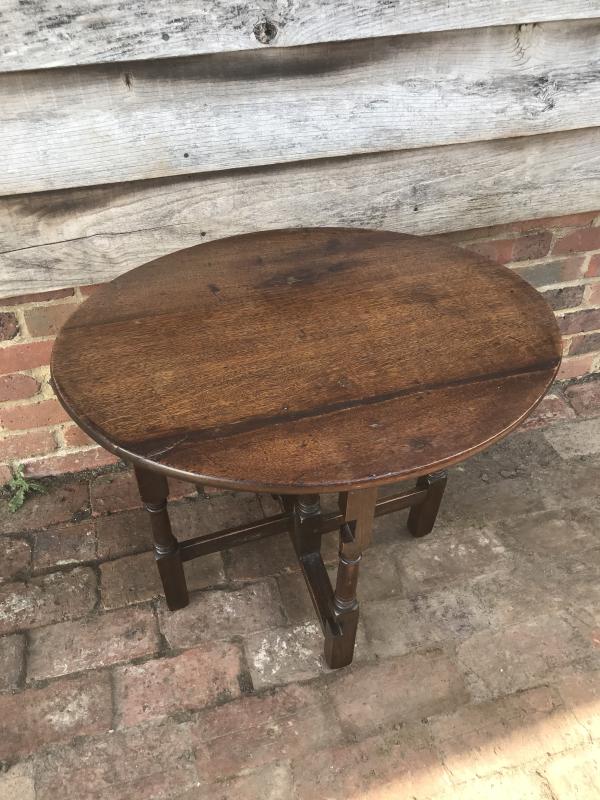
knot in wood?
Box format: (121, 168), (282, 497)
(253, 19), (278, 44)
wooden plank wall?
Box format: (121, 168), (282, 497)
(3, 1), (599, 71)
(1, 1), (600, 297)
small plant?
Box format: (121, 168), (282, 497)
(5, 465), (46, 512)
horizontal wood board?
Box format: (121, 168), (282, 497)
(2, 20), (600, 196)
(1, 0), (599, 73)
(2, 127), (599, 298)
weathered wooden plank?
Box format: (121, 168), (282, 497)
(2, 127), (599, 298)
(2, 0), (599, 73)
(2, 20), (600, 196)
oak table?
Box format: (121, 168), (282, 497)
(51, 228), (561, 668)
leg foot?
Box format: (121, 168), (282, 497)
(407, 470), (447, 538)
(134, 466), (189, 611)
(324, 606), (359, 669)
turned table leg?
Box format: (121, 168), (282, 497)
(407, 470), (447, 538)
(325, 487), (377, 669)
(134, 465), (189, 611)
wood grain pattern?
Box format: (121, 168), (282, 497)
(2, 0), (599, 73)
(2, 20), (600, 196)
(2, 127), (599, 299)
(51, 228), (561, 493)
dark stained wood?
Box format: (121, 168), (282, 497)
(291, 494), (323, 557)
(51, 227), (561, 494)
(134, 465), (188, 611)
(407, 470), (448, 538)
(301, 552), (339, 634)
(132, 466), (450, 667)
(325, 488), (377, 668)
(179, 512), (291, 560)
(288, 492), (345, 651)
(339, 487), (378, 550)
(178, 484), (432, 561)
(65, 220), (560, 668)
(371, 487), (428, 518)
(286, 487), (371, 668)
(332, 544), (361, 611)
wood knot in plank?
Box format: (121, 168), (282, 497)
(253, 19), (278, 44)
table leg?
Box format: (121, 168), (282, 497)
(134, 465), (189, 610)
(407, 470), (448, 538)
(325, 487), (377, 669)
(293, 494), (322, 555)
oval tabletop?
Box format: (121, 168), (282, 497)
(51, 228), (561, 493)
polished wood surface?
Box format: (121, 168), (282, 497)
(51, 227), (561, 493)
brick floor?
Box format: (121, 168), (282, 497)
(1, 385), (600, 798)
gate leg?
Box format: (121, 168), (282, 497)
(324, 487), (377, 669)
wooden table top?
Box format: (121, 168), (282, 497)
(51, 228), (561, 494)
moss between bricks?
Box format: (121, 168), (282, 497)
(0, 460), (126, 511)
(3, 465), (45, 512)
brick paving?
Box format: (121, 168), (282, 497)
(1, 380), (600, 798)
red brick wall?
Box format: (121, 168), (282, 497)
(437, 210), (600, 378)
(0, 286), (119, 484)
(1, 210), (599, 482)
